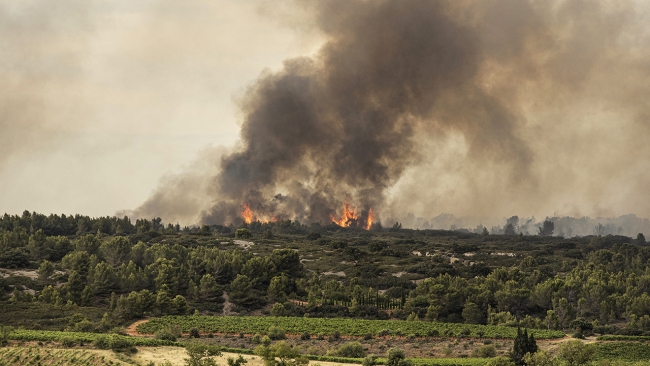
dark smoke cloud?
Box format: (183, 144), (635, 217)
(201, 0), (533, 225)
(133, 0), (650, 226)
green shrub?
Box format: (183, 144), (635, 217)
(94, 335), (110, 349)
(61, 337), (76, 347)
(109, 334), (130, 351)
(268, 326), (286, 340)
(331, 331), (341, 341)
(472, 345), (496, 358)
(189, 327), (200, 338)
(379, 329), (391, 337)
(301, 332), (311, 340)
(330, 342), (367, 358)
(363, 355), (378, 366)
(155, 328), (177, 342)
(459, 328), (471, 337)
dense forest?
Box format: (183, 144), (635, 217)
(1, 210), (650, 337)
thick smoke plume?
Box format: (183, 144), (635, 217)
(133, 0), (650, 226)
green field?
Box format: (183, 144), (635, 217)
(7, 329), (177, 347)
(0, 346), (116, 366)
(594, 342), (650, 361)
(137, 315), (564, 339)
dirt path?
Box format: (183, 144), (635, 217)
(125, 318), (150, 336)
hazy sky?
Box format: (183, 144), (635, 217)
(3, 0), (650, 226)
(0, 0), (320, 217)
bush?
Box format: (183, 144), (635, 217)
(444, 329), (455, 337)
(189, 327), (200, 338)
(0, 326), (13, 346)
(252, 334), (261, 344)
(235, 228), (252, 239)
(330, 331), (341, 341)
(363, 355), (378, 366)
(94, 335), (110, 350)
(379, 329), (391, 337)
(61, 337), (76, 347)
(262, 335), (271, 346)
(109, 335), (130, 351)
(72, 320), (95, 333)
(427, 330), (439, 337)
(386, 348), (411, 366)
(472, 345), (497, 358)
(268, 326), (286, 340)
(330, 342), (366, 358)
(155, 328), (177, 342)
(364, 333), (373, 340)
(301, 332), (311, 340)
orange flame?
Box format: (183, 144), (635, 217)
(365, 208), (374, 230)
(330, 202), (358, 227)
(242, 203), (253, 224)
(242, 203), (277, 224)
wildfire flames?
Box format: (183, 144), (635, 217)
(330, 203), (374, 230)
(242, 202), (372, 229)
(366, 208), (374, 230)
(241, 203), (277, 224)
(330, 202), (358, 227)
(242, 203), (253, 224)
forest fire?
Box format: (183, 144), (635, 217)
(366, 208), (374, 230)
(330, 203), (374, 230)
(242, 203), (253, 224)
(241, 203), (277, 224)
(330, 202), (358, 227)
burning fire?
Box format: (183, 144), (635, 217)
(330, 202), (358, 227)
(242, 203), (253, 224)
(330, 203), (374, 230)
(241, 203), (277, 224)
(365, 208), (374, 230)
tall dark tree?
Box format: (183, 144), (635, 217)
(512, 328), (537, 366)
(538, 220), (554, 237)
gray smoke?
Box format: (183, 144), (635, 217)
(132, 0), (650, 226)
(201, 0), (535, 225)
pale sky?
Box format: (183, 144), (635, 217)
(3, 0), (650, 226)
(0, 0), (320, 217)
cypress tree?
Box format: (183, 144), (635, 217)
(512, 328), (537, 366)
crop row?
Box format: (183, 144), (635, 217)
(137, 316), (565, 339)
(594, 342), (650, 361)
(597, 335), (650, 342)
(215, 346), (489, 366)
(0, 346), (113, 366)
(8, 329), (177, 347)
(409, 358), (489, 366)
(305, 355), (489, 366)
